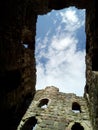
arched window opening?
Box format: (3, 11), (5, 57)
(38, 98), (49, 109)
(71, 122), (84, 130)
(21, 117), (37, 130)
(72, 102), (81, 113)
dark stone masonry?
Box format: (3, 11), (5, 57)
(0, 0), (98, 130)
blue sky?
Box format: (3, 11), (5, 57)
(35, 7), (86, 96)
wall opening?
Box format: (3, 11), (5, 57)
(72, 102), (81, 113)
(23, 43), (29, 48)
(21, 28), (35, 49)
(38, 98), (49, 108)
(21, 117), (37, 130)
(36, 6), (86, 96)
(71, 122), (84, 130)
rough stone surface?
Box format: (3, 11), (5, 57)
(17, 86), (92, 130)
(84, 1), (98, 130)
(0, 0), (97, 130)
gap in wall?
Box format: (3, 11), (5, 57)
(35, 6), (86, 96)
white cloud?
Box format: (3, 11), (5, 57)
(60, 9), (78, 23)
(60, 7), (85, 32)
(35, 7), (86, 96)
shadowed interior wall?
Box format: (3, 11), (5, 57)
(0, 0), (97, 130)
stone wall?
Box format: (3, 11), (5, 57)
(17, 86), (92, 130)
(0, 1), (37, 129)
(84, 0), (98, 129)
(0, 0), (97, 129)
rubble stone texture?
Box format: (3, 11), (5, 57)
(17, 86), (92, 130)
(0, 0), (97, 130)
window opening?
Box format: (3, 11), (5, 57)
(38, 98), (49, 109)
(72, 102), (81, 113)
(71, 122), (84, 130)
(23, 43), (28, 48)
(21, 117), (37, 130)
(21, 28), (34, 49)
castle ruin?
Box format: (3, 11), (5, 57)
(0, 0), (98, 130)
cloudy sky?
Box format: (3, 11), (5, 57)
(35, 7), (86, 96)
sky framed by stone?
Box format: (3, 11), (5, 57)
(35, 6), (86, 96)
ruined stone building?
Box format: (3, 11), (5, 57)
(0, 0), (98, 130)
(17, 86), (92, 130)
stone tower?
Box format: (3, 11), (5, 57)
(17, 86), (92, 130)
